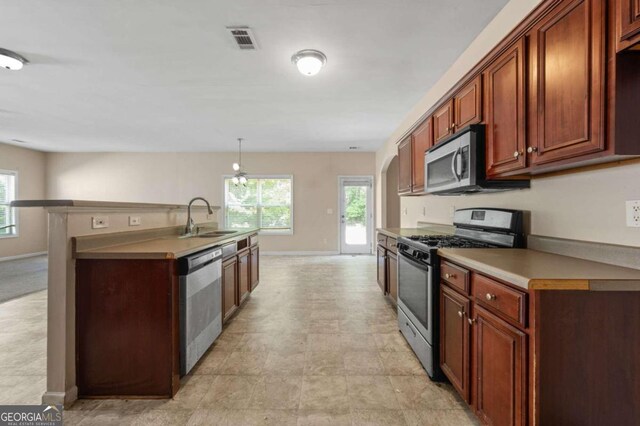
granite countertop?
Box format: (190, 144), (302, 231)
(438, 248), (640, 291)
(74, 228), (258, 260)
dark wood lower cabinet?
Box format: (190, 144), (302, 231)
(377, 245), (387, 294)
(237, 249), (250, 304)
(250, 245), (259, 291)
(386, 251), (398, 303)
(473, 306), (527, 426)
(440, 285), (471, 402)
(76, 259), (180, 398)
(222, 256), (238, 321)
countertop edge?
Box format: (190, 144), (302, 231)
(11, 199), (221, 211)
(437, 249), (532, 290)
(74, 229), (258, 260)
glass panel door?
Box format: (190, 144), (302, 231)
(339, 177), (373, 254)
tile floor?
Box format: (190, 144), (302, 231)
(0, 290), (47, 404)
(3, 255), (478, 425)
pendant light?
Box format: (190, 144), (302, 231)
(232, 138), (248, 186)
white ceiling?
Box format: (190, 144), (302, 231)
(0, 0), (508, 152)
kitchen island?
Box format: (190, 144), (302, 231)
(10, 199), (258, 405)
(74, 227), (259, 399)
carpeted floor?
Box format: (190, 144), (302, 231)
(0, 255), (48, 303)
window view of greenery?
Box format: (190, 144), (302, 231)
(0, 173), (16, 236)
(344, 185), (368, 245)
(225, 177), (292, 231)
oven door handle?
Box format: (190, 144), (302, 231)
(451, 148), (461, 182)
(399, 251), (430, 270)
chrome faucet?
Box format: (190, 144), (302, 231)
(184, 197), (214, 236)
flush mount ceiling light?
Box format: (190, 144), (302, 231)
(291, 49), (327, 76)
(0, 48), (28, 71)
(232, 138), (248, 186)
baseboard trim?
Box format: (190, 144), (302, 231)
(261, 251), (341, 256)
(0, 251), (47, 262)
(42, 386), (78, 408)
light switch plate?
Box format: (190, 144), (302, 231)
(91, 216), (109, 229)
(129, 216), (141, 226)
(626, 200), (640, 227)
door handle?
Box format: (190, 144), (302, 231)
(451, 148), (461, 181)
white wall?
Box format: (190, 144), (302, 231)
(0, 143), (47, 259)
(375, 0), (640, 247)
(46, 151), (376, 252)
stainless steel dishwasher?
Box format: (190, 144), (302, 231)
(178, 247), (222, 375)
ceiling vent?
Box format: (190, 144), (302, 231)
(227, 26), (258, 50)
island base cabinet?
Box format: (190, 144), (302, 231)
(222, 256), (238, 322)
(237, 249), (250, 304)
(76, 259), (180, 398)
(473, 306), (527, 426)
(250, 245), (259, 291)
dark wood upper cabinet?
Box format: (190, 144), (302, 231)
(433, 99), (454, 144)
(411, 117), (432, 193)
(485, 38), (527, 176)
(473, 306), (527, 426)
(440, 285), (471, 402)
(528, 0), (605, 166)
(454, 76), (483, 130)
(617, 0), (640, 50)
(397, 136), (413, 194)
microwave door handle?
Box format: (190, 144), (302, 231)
(451, 148), (461, 181)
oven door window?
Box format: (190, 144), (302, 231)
(398, 253), (432, 342)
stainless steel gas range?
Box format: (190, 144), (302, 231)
(396, 208), (525, 380)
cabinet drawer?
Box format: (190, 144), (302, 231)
(377, 233), (388, 247)
(472, 274), (527, 326)
(441, 261), (469, 294)
(387, 237), (398, 254)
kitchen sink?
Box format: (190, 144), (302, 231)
(177, 230), (238, 239)
(194, 230), (238, 238)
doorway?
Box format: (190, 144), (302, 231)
(339, 176), (373, 254)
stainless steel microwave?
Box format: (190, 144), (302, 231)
(424, 124), (529, 195)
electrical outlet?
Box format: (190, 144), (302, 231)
(129, 216), (141, 226)
(91, 216), (109, 229)
(449, 205), (456, 218)
(626, 200), (640, 227)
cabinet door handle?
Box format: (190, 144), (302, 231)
(457, 310), (464, 318)
(485, 293), (497, 301)
(513, 151), (524, 158)
(468, 318), (476, 325)
(444, 273), (456, 279)
(527, 146), (538, 153)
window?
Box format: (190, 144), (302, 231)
(0, 170), (17, 237)
(224, 176), (293, 234)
